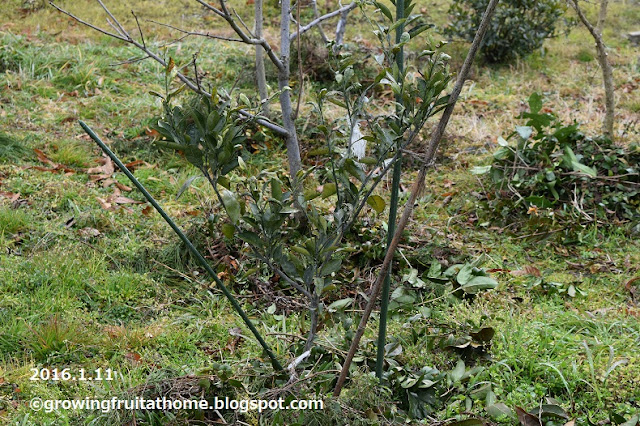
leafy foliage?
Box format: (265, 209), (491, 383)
(151, 3), (453, 351)
(474, 93), (640, 236)
(445, 0), (570, 63)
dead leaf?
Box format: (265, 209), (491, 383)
(34, 148), (55, 166)
(96, 197), (112, 210)
(625, 277), (640, 303)
(145, 128), (160, 139)
(113, 196), (142, 205)
(515, 406), (540, 426)
(141, 205), (153, 216)
(86, 155), (115, 177)
(125, 352), (142, 364)
(124, 160), (145, 170)
(79, 227), (101, 238)
(0, 191), (20, 203)
(511, 265), (541, 277)
(114, 182), (132, 191)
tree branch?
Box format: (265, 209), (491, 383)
(49, 2), (128, 41)
(49, 1), (289, 137)
(148, 20), (245, 42)
(332, 0), (501, 397)
(290, 2), (357, 40)
(193, 0), (285, 71)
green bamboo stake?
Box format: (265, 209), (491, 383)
(79, 120), (284, 373)
(375, 0), (405, 381)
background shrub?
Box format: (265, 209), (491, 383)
(446, 0), (569, 63)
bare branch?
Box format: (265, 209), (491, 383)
(231, 6), (256, 39)
(290, 2), (357, 40)
(294, 0), (303, 119)
(148, 20), (244, 43)
(192, 0), (225, 18)
(96, 0), (130, 39)
(254, 0), (270, 114)
(193, 0), (284, 71)
(131, 10), (146, 49)
(49, 2), (128, 41)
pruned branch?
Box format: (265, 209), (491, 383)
(332, 0), (501, 397)
(290, 2), (357, 40)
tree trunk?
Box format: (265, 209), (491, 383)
(570, 0), (615, 138)
(279, 0), (302, 178)
(596, 0), (608, 34)
(254, 0), (269, 115)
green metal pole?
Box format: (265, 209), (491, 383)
(375, 0), (405, 381)
(79, 121), (284, 373)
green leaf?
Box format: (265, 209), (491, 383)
(238, 231), (262, 247)
(516, 125), (532, 140)
(470, 165), (491, 175)
(367, 195), (386, 213)
(320, 258), (342, 276)
(221, 223), (235, 239)
(221, 190), (240, 224)
(374, 1), (393, 21)
(456, 263), (474, 285)
(327, 298), (353, 312)
(321, 183), (337, 198)
(176, 176), (200, 200)
(529, 92), (543, 114)
(460, 276), (498, 294)
(564, 146), (597, 177)
(486, 403), (514, 420)
(450, 360), (465, 382)
(270, 178), (283, 202)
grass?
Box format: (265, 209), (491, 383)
(0, 0), (638, 424)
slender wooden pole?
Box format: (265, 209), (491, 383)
(375, 0), (405, 381)
(79, 121), (284, 373)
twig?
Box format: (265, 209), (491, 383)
(148, 20), (244, 42)
(131, 10), (146, 49)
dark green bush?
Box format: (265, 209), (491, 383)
(473, 93), (640, 235)
(445, 0), (569, 63)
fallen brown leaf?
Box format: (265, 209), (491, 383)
(113, 196), (142, 205)
(114, 182), (132, 191)
(79, 227), (101, 238)
(86, 155), (115, 177)
(511, 265), (541, 277)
